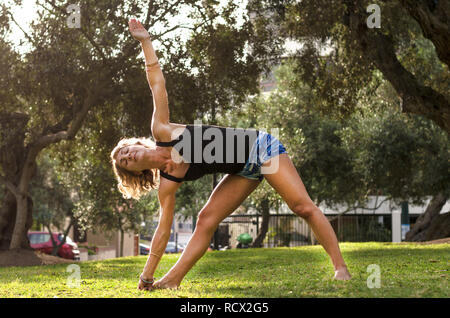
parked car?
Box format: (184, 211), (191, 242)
(178, 243), (187, 250)
(165, 242), (184, 254)
(140, 243), (150, 255)
(28, 231), (80, 260)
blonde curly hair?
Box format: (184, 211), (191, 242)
(110, 137), (160, 200)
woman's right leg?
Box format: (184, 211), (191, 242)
(154, 174), (261, 289)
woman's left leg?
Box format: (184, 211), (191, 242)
(262, 153), (351, 280)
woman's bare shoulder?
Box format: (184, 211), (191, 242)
(152, 123), (187, 142)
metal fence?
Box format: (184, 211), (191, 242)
(218, 213), (392, 248)
(330, 214), (392, 242)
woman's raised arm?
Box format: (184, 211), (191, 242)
(128, 19), (169, 139)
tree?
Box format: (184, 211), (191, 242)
(276, 0), (449, 133)
(218, 60), (361, 246)
(0, 0), (128, 249)
(225, 59), (449, 243)
(31, 153), (75, 256)
(263, 0), (450, 239)
(0, 0), (280, 251)
(338, 72), (449, 241)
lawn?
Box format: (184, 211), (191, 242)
(0, 242), (448, 298)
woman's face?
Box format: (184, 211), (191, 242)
(116, 144), (150, 173)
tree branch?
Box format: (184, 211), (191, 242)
(35, 91), (93, 151)
(152, 24), (196, 41)
(41, 112), (73, 136)
(7, 12), (37, 46)
(144, 0), (156, 27)
(399, 0), (450, 67)
(58, 219), (74, 249)
(148, 0), (185, 28)
(18, 87), (94, 194)
(0, 174), (19, 197)
(42, 0), (108, 62)
(348, 7), (450, 133)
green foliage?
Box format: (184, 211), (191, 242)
(31, 153), (75, 231)
(340, 218), (391, 242)
(279, 0), (449, 123)
(339, 79), (450, 204)
(175, 175), (213, 219)
(220, 57), (448, 217)
(52, 140), (157, 239)
(222, 59), (364, 209)
(78, 243), (98, 256)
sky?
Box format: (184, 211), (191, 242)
(8, 1), (241, 50)
(9, 1), (36, 44)
(7, 0), (301, 55)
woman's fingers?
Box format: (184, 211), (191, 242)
(128, 18), (143, 30)
(128, 19), (142, 29)
(129, 19), (136, 29)
(138, 279), (155, 291)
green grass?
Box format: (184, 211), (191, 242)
(0, 242), (448, 298)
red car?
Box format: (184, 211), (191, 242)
(28, 231), (80, 260)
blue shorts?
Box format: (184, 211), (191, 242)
(235, 131), (287, 181)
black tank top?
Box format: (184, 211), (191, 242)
(157, 124), (259, 182)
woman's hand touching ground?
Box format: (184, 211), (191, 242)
(137, 274), (154, 291)
(128, 19), (151, 42)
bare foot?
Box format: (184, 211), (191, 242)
(153, 276), (180, 290)
(334, 266), (351, 280)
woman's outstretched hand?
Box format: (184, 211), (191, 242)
(128, 18), (151, 42)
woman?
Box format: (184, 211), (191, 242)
(111, 19), (351, 291)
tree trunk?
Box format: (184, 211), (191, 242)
(405, 192), (448, 241)
(252, 199), (270, 248)
(49, 220), (73, 256)
(0, 190), (17, 250)
(0, 112), (31, 250)
(119, 228), (124, 257)
(10, 194), (29, 249)
(0, 192), (34, 250)
(47, 225), (59, 256)
(1, 86), (95, 251)
(424, 212), (450, 241)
